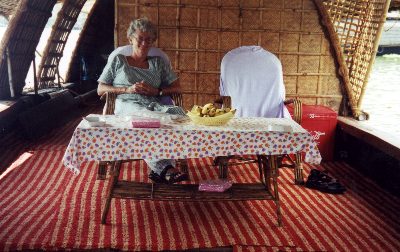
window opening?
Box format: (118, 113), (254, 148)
(23, 3), (63, 93)
(361, 10), (400, 138)
(0, 14), (9, 41)
(58, 0), (96, 82)
(23, 0), (96, 93)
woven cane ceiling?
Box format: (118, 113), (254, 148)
(0, 0), (21, 17)
(390, 0), (400, 9)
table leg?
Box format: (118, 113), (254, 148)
(294, 153), (305, 185)
(218, 156), (229, 179)
(101, 161), (122, 224)
(267, 155), (282, 227)
(97, 161), (107, 180)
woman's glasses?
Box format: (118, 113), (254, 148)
(132, 35), (154, 45)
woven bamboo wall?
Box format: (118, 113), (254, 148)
(115, 0), (343, 111)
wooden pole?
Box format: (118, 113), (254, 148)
(6, 48), (15, 98)
(33, 52), (38, 95)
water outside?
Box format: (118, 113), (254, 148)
(361, 55), (400, 139)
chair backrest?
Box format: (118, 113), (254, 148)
(220, 46), (290, 118)
(108, 45), (171, 68)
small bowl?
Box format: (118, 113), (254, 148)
(84, 116), (106, 127)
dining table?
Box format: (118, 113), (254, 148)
(63, 114), (321, 226)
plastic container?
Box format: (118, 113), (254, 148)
(287, 104), (338, 161)
(198, 179), (233, 192)
(131, 118), (161, 128)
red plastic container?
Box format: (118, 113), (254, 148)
(287, 104), (338, 161)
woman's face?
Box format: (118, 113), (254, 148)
(130, 30), (154, 56)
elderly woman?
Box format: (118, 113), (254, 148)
(97, 18), (187, 184)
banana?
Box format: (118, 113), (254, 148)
(191, 105), (203, 115)
(208, 108), (216, 117)
(201, 103), (214, 115)
(188, 103), (235, 119)
(215, 108), (224, 116)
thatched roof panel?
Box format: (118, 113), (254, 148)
(0, 0), (21, 17)
(390, 0), (400, 10)
(0, 0), (56, 99)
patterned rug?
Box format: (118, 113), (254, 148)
(1, 104), (400, 251)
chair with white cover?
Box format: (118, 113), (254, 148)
(216, 46), (304, 184)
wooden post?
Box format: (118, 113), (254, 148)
(6, 48), (15, 98)
(32, 52), (38, 95)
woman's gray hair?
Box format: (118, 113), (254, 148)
(127, 18), (158, 41)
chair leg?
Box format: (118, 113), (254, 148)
(178, 159), (189, 179)
(294, 153), (304, 185)
(267, 155), (282, 227)
(97, 161), (108, 180)
(213, 156), (220, 166)
(257, 155), (265, 185)
(101, 161), (122, 224)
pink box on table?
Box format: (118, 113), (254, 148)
(131, 118), (161, 128)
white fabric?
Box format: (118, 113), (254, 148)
(108, 45), (171, 68)
(220, 46), (291, 118)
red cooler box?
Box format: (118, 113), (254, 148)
(287, 104), (337, 161)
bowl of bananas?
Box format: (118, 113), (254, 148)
(187, 103), (236, 126)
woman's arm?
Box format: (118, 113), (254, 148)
(97, 82), (127, 96)
(159, 79), (181, 96)
(123, 79), (182, 97)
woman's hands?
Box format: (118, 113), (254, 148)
(125, 81), (159, 96)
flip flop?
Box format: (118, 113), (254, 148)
(306, 169), (346, 194)
(148, 170), (167, 183)
(162, 165), (189, 184)
(149, 165), (189, 184)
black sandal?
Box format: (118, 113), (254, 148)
(305, 169), (346, 194)
(148, 171), (167, 183)
(161, 165), (189, 184)
(148, 165), (189, 184)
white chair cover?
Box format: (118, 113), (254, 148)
(220, 46), (291, 118)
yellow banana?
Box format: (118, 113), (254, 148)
(201, 103), (214, 115)
(208, 108), (216, 117)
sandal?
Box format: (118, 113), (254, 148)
(148, 165), (189, 184)
(161, 165), (189, 184)
(148, 171), (167, 183)
(306, 169), (346, 194)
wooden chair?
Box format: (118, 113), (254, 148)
(216, 46), (305, 184)
(97, 92), (188, 180)
(214, 96), (304, 184)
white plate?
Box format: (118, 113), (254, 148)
(83, 116), (106, 127)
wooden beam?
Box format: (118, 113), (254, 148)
(337, 116), (400, 160)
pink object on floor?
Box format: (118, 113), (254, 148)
(198, 179), (233, 192)
(131, 118), (161, 128)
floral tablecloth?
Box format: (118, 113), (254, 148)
(63, 115), (322, 174)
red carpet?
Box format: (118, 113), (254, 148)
(1, 104), (400, 251)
